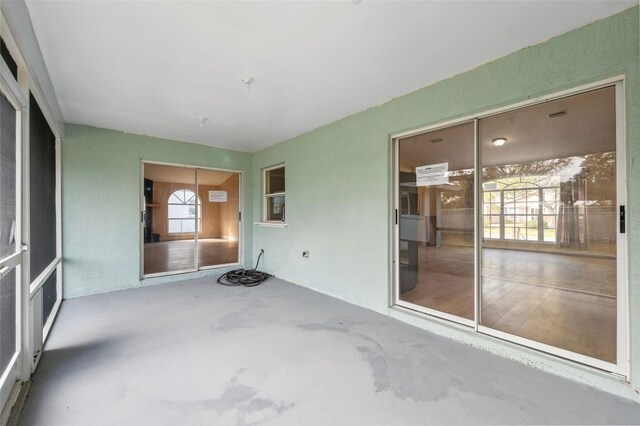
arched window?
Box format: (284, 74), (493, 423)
(168, 189), (201, 234)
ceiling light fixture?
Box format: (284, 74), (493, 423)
(241, 77), (255, 92)
(492, 137), (507, 147)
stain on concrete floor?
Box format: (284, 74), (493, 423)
(18, 277), (640, 425)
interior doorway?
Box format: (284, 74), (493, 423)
(393, 81), (626, 373)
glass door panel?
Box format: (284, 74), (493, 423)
(480, 86), (618, 363)
(197, 169), (240, 268)
(143, 164), (197, 275)
(398, 121), (475, 321)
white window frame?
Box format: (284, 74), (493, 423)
(263, 164), (286, 223)
(167, 189), (201, 235)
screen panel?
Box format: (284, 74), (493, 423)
(42, 270), (57, 327)
(0, 92), (18, 378)
(0, 39), (18, 80)
(29, 93), (57, 282)
(0, 93), (16, 259)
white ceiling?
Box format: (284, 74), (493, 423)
(26, 0), (635, 153)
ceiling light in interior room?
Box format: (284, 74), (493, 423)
(430, 138), (443, 143)
(241, 77), (255, 92)
(492, 137), (507, 147)
(547, 110), (567, 118)
(198, 116), (208, 128)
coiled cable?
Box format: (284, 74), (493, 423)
(217, 249), (271, 287)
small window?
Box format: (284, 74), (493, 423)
(264, 165), (285, 222)
(168, 189), (201, 233)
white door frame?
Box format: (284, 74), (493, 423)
(0, 6), (65, 421)
(26, 87), (64, 371)
(0, 57), (26, 416)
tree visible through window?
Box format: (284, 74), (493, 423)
(168, 189), (201, 234)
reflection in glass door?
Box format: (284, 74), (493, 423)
(143, 164), (197, 275)
(197, 169), (240, 268)
(0, 91), (21, 408)
(479, 86), (620, 365)
(394, 83), (625, 371)
(397, 122), (475, 322)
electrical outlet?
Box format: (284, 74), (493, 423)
(302, 250), (309, 258)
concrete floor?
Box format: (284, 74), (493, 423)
(19, 278), (640, 425)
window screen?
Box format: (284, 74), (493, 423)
(29, 93), (56, 282)
(0, 268), (16, 374)
(42, 270), (57, 327)
(0, 93), (16, 259)
(0, 92), (17, 375)
(0, 39), (17, 80)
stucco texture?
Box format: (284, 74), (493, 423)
(251, 6), (640, 394)
(62, 125), (253, 298)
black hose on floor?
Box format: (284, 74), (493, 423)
(217, 249), (272, 287)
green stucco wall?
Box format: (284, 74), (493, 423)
(62, 125), (253, 298)
(251, 7), (640, 395)
(61, 6), (639, 400)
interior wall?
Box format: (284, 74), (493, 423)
(147, 182), (222, 242)
(199, 184), (222, 239)
(147, 178), (239, 241)
(251, 6), (639, 393)
(218, 174), (240, 240)
(62, 124), (253, 298)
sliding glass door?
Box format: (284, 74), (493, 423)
(141, 163), (241, 277)
(142, 164), (197, 275)
(479, 85), (621, 366)
(396, 122), (475, 323)
(393, 82), (626, 373)
(197, 169), (240, 269)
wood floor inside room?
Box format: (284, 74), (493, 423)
(400, 246), (616, 363)
(144, 239), (239, 275)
